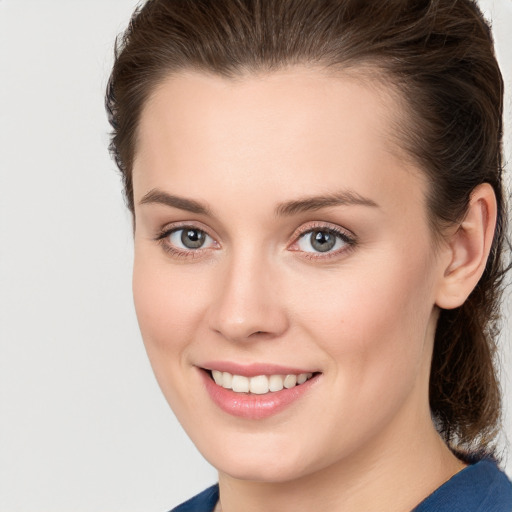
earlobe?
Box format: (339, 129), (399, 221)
(435, 183), (497, 310)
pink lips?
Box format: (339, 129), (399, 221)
(199, 362), (320, 420)
(201, 361), (315, 377)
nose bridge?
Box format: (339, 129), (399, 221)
(208, 244), (288, 342)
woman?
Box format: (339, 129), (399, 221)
(106, 0), (512, 510)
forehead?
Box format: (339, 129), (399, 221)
(133, 67), (426, 213)
(137, 67), (399, 161)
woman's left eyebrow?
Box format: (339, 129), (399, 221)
(138, 188), (378, 217)
(275, 191), (379, 217)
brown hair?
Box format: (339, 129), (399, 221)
(106, 0), (508, 456)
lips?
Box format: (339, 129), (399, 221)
(198, 362), (321, 419)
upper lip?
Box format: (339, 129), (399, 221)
(199, 361), (319, 377)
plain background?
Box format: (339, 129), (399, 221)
(0, 1), (510, 511)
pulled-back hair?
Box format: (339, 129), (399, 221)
(106, 0), (508, 456)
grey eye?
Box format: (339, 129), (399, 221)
(297, 229), (348, 253)
(181, 229), (206, 249)
(310, 230), (336, 252)
(168, 228), (213, 250)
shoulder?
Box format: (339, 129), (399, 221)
(166, 461), (512, 512)
(414, 458), (512, 512)
(169, 484), (219, 512)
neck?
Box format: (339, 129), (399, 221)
(217, 411), (465, 512)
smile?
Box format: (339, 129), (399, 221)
(211, 370), (314, 395)
(200, 366), (321, 419)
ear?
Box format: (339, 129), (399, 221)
(435, 183), (497, 310)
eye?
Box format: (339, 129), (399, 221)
(155, 225), (218, 258)
(295, 227), (354, 255)
(169, 227), (212, 249)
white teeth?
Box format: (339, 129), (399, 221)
(297, 373), (308, 385)
(249, 375), (269, 394)
(211, 370), (315, 394)
(212, 370), (223, 385)
(231, 375), (249, 393)
(284, 374), (297, 388)
(269, 374), (284, 392)
(222, 372), (233, 389)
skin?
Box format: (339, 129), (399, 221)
(131, 68), (496, 512)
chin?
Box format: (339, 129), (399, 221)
(196, 432), (317, 483)
(216, 458), (309, 483)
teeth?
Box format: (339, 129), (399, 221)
(297, 373), (308, 385)
(249, 375), (269, 394)
(222, 372), (233, 389)
(231, 375), (249, 393)
(283, 374), (297, 388)
(269, 374), (284, 392)
(210, 370), (315, 394)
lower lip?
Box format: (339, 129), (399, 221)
(200, 370), (320, 420)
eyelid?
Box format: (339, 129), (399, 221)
(288, 221), (357, 258)
(289, 221), (356, 241)
(153, 220), (356, 260)
(154, 221), (220, 259)
(154, 220), (218, 241)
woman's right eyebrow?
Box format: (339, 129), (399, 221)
(139, 188), (211, 215)
(139, 188), (379, 217)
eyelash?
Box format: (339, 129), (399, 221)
(154, 223), (217, 260)
(289, 222), (357, 261)
(154, 222), (357, 261)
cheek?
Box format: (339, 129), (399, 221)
(131, 248), (212, 394)
(293, 248), (437, 393)
(132, 251), (215, 422)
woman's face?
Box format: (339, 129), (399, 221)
(132, 68), (448, 482)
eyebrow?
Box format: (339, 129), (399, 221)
(139, 188), (378, 217)
(275, 190), (379, 216)
(139, 189), (211, 215)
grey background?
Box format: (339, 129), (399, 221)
(0, 1), (510, 510)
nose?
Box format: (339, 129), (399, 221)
(207, 249), (289, 342)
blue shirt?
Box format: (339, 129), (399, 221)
(170, 459), (512, 511)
